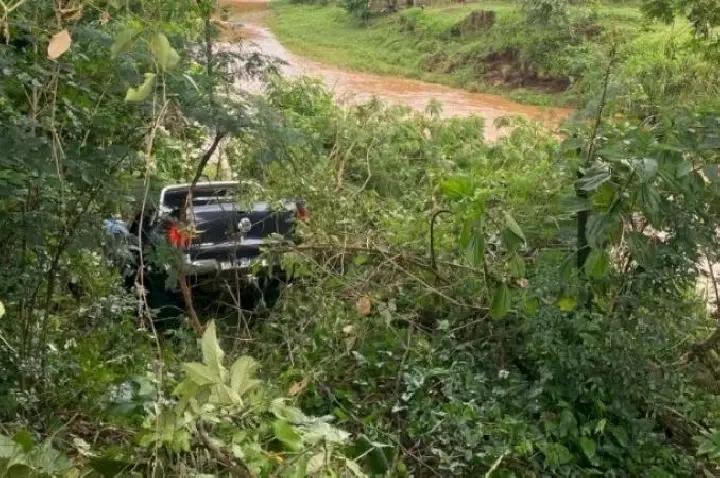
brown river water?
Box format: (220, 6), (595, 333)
(218, 0), (573, 141)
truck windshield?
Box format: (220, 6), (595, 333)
(162, 186), (236, 211)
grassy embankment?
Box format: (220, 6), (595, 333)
(266, 1), (710, 106)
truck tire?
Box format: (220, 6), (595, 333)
(146, 273), (183, 330)
(258, 277), (282, 310)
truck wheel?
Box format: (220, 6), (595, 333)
(146, 273), (183, 330)
(258, 277), (282, 310)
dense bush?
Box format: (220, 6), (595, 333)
(225, 75), (720, 475)
(0, 0), (719, 476)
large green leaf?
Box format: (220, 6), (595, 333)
(270, 398), (308, 423)
(558, 296), (577, 312)
(561, 197), (593, 213)
(638, 184), (661, 222)
(125, 73), (156, 102)
(465, 225), (485, 266)
(6, 464), (32, 477)
(201, 321), (225, 377)
(632, 157), (658, 182)
(301, 421), (350, 445)
(352, 435), (390, 475)
(12, 431), (34, 454)
(0, 434), (19, 459)
(676, 160), (693, 178)
(541, 442), (572, 466)
(230, 356), (261, 397)
(522, 295), (540, 315)
(210, 383), (237, 405)
(586, 213), (609, 250)
(344, 458), (368, 477)
(579, 436), (597, 459)
(508, 253), (526, 278)
(586, 248), (610, 279)
(306, 451), (327, 474)
(32, 441), (73, 475)
(149, 32), (180, 71)
(490, 283), (510, 319)
(111, 27), (141, 58)
(440, 177), (473, 200)
(576, 171), (611, 192)
(503, 212), (526, 244)
(273, 420), (302, 451)
(182, 363), (218, 386)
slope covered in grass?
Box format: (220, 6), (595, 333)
(267, 0), (715, 106)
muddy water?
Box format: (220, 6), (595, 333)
(219, 0), (573, 140)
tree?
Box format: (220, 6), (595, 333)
(522, 0), (570, 24)
(642, 0), (720, 37)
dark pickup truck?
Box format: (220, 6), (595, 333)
(107, 181), (307, 323)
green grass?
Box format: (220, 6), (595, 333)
(266, 1), (654, 106)
(267, 4), (433, 78)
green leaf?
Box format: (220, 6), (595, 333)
(353, 252), (369, 266)
(353, 435), (390, 474)
(503, 212), (526, 243)
(558, 296), (577, 312)
(307, 451), (327, 474)
(302, 421), (350, 445)
(576, 171), (611, 192)
(632, 157), (658, 182)
(491, 283), (510, 319)
(638, 184), (661, 222)
(0, 434), (19, 458)
(542, 442), (572, 466)
(149, 32), (180, 71)
(676, 160), (693, 178)
(595, 419), (607, 434)
(561, 197), (593, 214)
(211, 383), (237, 405)
(6, 464), (32, 477)
(111, 27), (141, 58)
(270, 398), (308, 423)
(466, 229), (485, 266)
(586, 249), (610, 279)
(440, 177), (473, 200)
(125, 73), (156, 102)
(579, 436), (597, 459)
(182, 363), (218, 386)
(230, 356), (260, 397)
(522, 295), (540, 315)
(12, 431), (34, 453)
(88, 457), (135, 476)
(586, 214), (608, 250)
(610, 426), (629, 447)
(273, 420), (302, 451)
(201, 320), (225, 376)
(508, 254), (526, 278)
(344, 457), (368, 477)
(32, 441), (72, 474)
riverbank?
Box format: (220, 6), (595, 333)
(266, 1), (701, 107)
(219, 0), (572, 140)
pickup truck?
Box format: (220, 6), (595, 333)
(107, 181), (307, 325)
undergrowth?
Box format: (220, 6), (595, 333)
(0, 0), (719, 475)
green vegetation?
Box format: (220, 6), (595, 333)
(1, 0), (720, 476)
(268, 0), (718, 105)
